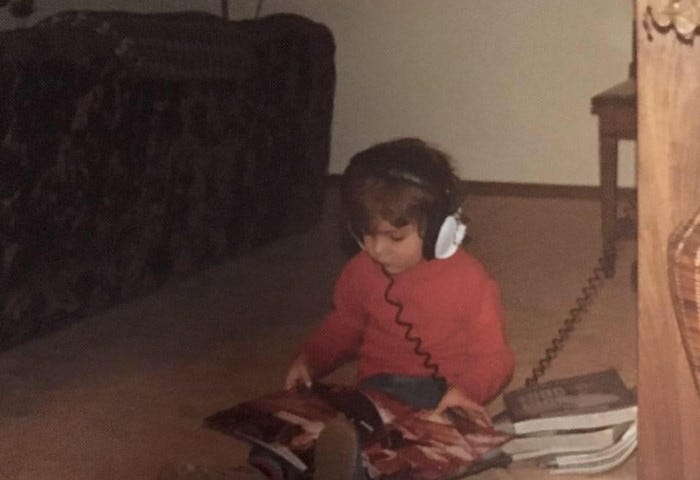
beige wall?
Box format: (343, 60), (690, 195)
(1, 0), (635, 186)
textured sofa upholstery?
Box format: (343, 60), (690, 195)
(0, 11), (335, 349)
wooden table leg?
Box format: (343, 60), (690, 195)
(599, 134), (618, 278)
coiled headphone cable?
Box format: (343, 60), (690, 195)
(524, 200), (636, 387)
(524, 256), (607, 387)
(382, 269), (444, 382)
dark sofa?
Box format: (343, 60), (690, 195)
(0, 11), (335, 349)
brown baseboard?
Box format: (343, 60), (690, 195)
(462, 180), (637, 200)
(326, 174), (636, 201)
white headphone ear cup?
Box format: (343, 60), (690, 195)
(434, 215), (467, 259)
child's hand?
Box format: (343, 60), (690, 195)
(284, 354), (313, 390)
(432, 385), (493, 429)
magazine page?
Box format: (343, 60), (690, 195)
(205, 383), (513, 480)
(500, 424), (623, 461)
(360, 390), (512, 480)
(546, 421), (637, 469)
(205, 387), (338, 472)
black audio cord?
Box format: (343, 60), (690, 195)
(524, 256), (606, 387)
(382, 269), (444, 382)
(524, 200), (636, 387)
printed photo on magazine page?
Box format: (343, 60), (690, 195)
(205, 383), (513, 480)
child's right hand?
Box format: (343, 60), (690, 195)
(284, 354), (313, 390)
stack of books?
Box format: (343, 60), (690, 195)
(494, 369), (637, 474)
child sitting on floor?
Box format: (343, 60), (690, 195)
(285, 137), (515, 479)
(162, 138), (514, 480)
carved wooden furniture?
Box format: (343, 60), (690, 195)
(668, 207), (700, 399)
(638, 1), (700, 478)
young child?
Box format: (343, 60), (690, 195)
(165, 138), (513, 480)
(285, 137), (515, 476)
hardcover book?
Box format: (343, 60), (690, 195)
(498, 369), (637, 435)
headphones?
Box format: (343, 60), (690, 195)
(341, 139), (468, 260)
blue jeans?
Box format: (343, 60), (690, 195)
(359, 373), (447, 409)
(313, 374), (447, 479)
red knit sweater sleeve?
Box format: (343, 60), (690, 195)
(444, 278), (514, 404)
(299, 258), (366, 379)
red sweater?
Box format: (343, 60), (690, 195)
(300, 249), (514, 404)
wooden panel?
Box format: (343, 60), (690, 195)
(637, 1), (700, 478)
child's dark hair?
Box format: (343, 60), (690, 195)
(340, 137), (465, 245)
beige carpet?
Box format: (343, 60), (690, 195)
(0, 189), (637, 480)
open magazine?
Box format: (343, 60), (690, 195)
(205, 383), (512, 480)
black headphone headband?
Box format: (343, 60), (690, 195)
(344, 139), (456, 204)
(385, 167), (446, 195)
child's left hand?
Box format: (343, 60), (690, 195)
(431, 386), (493, 429)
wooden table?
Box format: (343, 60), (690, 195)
(590, 78), (637, 278)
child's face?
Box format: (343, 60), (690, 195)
(361, 219), (425, 274)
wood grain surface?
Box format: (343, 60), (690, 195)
(637, 1), (700, 478)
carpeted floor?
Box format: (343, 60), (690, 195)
(0, 188), (637, 480)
